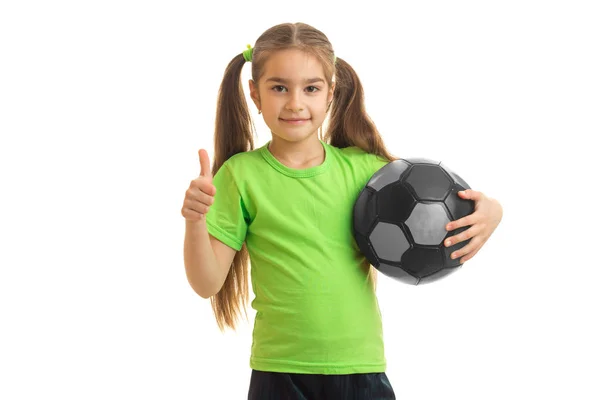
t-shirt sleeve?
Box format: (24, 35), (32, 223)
(370, 153), (390, 175)
(205, 162), (248, 251)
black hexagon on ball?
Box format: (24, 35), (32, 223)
(353, 158), (475, 285)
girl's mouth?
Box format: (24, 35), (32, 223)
(280, 118), (310, 125)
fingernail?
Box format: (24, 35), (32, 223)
(445, 239), (452, 247)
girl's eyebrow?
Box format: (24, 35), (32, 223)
(265, 77), (325, 84)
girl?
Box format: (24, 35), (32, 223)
(182, 22), (503, 400)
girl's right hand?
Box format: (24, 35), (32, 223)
(181, 149), (217, 222)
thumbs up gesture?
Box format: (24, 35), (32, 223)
(181, 149), (217, 222)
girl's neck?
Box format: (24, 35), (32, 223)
(268, 137), (325, 169)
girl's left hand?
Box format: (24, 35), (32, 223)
(444, 189), (503, 264)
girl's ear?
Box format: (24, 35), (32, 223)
(249, 79), (261, 110)
(326, 82), (335, 110)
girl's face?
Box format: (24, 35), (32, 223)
(249, 49), (334, 144)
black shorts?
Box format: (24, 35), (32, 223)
(247, 369), (396, 400)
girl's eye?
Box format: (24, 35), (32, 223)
(271, 86), (321, 93)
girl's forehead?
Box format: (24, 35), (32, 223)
(261, 49), (325, 81)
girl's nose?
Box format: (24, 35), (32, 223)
(286, 91), (304, 112)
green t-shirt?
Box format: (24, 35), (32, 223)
(205, 139), (389, 374)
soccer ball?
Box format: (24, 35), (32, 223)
(353, 158), (475, 285)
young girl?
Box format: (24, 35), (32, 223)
(181, 22), (503, 400)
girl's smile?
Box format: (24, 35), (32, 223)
(279, 118), (311, 125)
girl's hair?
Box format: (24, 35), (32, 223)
(209, 22), (398, 332)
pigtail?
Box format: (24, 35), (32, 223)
(213, 54), (256, 172)
(209, 53), (255, 332)
(325, 57), (398, 163)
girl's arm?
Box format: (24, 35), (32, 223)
(444, 189), (503, 263)
(183, 219), (236, 298)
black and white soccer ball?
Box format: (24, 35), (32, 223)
(353, 158), (475, 285)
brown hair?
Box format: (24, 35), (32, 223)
(208, 22), (398, 332)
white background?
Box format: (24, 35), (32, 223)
(1, 0), (598, 399)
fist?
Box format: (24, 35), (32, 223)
(181, 149), (217, 222)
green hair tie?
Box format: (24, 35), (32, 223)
(243, 44), (253, 62)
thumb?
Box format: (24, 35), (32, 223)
(198, 149), (212, 180)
